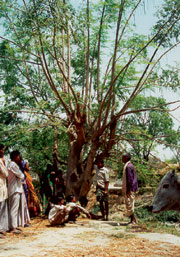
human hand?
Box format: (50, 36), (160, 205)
(87, 213), (91, 219)
(126, 191), (130, 197)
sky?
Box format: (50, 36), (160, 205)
(134, 0), (180, 160)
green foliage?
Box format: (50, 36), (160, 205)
(134, 160), (158, 188)
(90, 203), (100, 214)
(152, 0), (180, 47)
(120, 95), (175, 162)
(135, 206), (180, 224)
(0, 0), (180, 193)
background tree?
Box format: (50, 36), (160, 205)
(0, 0), (180, 201)
(120, 95), (175, 161)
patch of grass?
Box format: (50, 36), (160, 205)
(90, 203), (100, 214)
(135, 205), (180, 223)
(135, 205), (180, 236)
(110, 232), (135, 239)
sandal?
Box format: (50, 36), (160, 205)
(10, 229), (22, 234)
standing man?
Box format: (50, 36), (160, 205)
(8, 150), (25, 234)
(95, 159), (109, 221)
(0, 144), (9, 238)
(122, 152), (138, 224)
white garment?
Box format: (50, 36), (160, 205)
(9, 192), (21, 229)
(125, 191), (135, 216)
(0, 158), (8, 202)
(122, 161), (130, 196)
(0, 199), (9, 232)
(66, 202), (89, 215)
(48, 204), (68, 225)
(95, 166), (109, 189)
(8, 161), (24, 197)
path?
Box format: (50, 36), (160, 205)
(0, 218), (180, 257)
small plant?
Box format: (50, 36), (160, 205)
(110, 233), (135, 239)
(90, 203), (100, 214)
(135, 205), (180, 236)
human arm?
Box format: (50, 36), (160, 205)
(67, 202), (90, 218)
(104, 181), (109, 194)
(8, 162), (24, 180)
(104, 168), (109, 194)
(0, 159), (8, 178)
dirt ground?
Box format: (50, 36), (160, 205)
(1, 217), (180, 257)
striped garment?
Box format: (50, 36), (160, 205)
(0, 199), (9, 232)
(8, 161), (24, 197)
(8, 161), (30, 229)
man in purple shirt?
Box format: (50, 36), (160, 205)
(122, 152), (138, 224)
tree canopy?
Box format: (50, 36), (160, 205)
(0, 0), (180, 198)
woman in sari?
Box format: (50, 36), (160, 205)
(24, 162), (41, 217)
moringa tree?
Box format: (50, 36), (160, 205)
(0, 0), (180, 201)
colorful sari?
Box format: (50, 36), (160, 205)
(25, 171), (41, 217)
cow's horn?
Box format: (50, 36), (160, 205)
(177, 175), (180, 184)
(171, 170), (175, 177)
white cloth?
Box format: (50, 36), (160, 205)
(66, 202), (89, 215)
(95, 166), (109, 189)
(122, 161), (130, 196)
(8, 161), (24, 197)
(125, 191), (135, 216)
(9, 192), (21, 229)
(0, 199), (9, 232)
(9, 191), (30, 229)
(0, 158), (8, 202)
(18, 191), (30, 227)
(48, 204), (68, 225)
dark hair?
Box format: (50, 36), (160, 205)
(122, 152), (131, 161)
(66, 195), (75, 203)
(0, 144), (4, 150)
(10, 150), (20, 161)
(54, 196), (64, 204)
(95, 158), (104, 165)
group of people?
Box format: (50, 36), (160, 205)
(0, 142), (138, 238)
(40, 164), (65, 215)
(0, 144), (41, 238)
(95, 153), (138, 224)
(47, 153), (138, 226)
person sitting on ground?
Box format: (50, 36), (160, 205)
(48, 196), (68, 226)
(66, 195), (91, 222)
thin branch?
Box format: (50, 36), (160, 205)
(83, 0), (90, 110)
(0, 54), (40, 65)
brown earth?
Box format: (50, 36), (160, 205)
(0, 217), (180, 257)
(1, 191), (180, 257)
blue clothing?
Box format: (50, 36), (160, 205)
(19, 160), (28, 203)
(126, 162), (138, 193)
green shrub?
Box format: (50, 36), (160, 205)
(135, 205), (180, 223)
